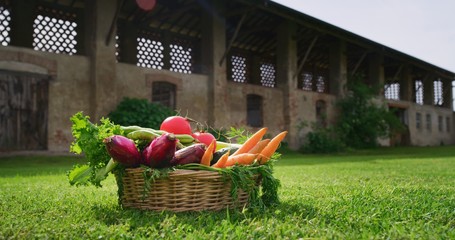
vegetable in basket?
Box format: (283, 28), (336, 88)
(142, 133), (177, 168)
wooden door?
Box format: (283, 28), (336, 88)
(0, 70), (50, 151)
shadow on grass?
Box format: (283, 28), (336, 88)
(90, 200), (318, 230)
(278, 145), (455, 166)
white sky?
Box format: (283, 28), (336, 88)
(273, 0), (455, 74)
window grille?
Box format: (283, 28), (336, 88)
(426, 113), (432, 131)
(33, 7), (78, 55)
(152, 81), (176, 109)
(169, 44), (192, 74)
(247, 94), (263, 127)
(136, 37), (164, 69)
(260, 62), (276, 88)
(433, 79), (443, 106)
(415, 80), (423, 105)
(230, 55), (247, 83)
(415, 112), (421, 129)
(315, 75), (326, 93)
(300, 72), (313, 91)
(384, 83), (400, 100)
(0, 5), (11, 46)
(438, 115), (443, 132)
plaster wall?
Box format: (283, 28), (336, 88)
(408, 104), (454, 146)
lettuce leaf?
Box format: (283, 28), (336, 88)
(68, 112), (123, 187)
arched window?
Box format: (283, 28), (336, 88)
(152, 81), (176, 109)
(315, 100), (327, 127)
(247, 94), (263, 127)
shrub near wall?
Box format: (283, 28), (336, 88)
(108, 98), (174, 129)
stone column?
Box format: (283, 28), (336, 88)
(117, 19), (138, 65)
(443, 78), (453, 109)
(85, 0), (118, 120)
(329, 39), (348, 97)
(10, 0), (35, 48)
(423, 74), (434, 105)
(200, 0), (230, 127)
(401, 65), (413, 101)
(276, 20), (298, 148)
(368, 53), (384, 95)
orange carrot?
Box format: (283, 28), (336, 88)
(232, 127), (268, 156)
(248, 139), (271, 154)
(200, 140), (216, 166)
(212, 152), (230, 168)
(224, 153), (259, 167)
(258, 131), (288, 164)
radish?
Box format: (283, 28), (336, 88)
(142, 133), (177, 168)
(103, 135), (141, 167)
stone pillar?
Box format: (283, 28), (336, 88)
(443, 78), (452, 109)
(85, 0), (118, 120)
(329, 39), (348, 97)
(368, 53), (384, 95)
(423, 74), (433, 105)
(200, 0), (230, 127)
(276, 20), (298, 148)
(401, 65), (413, 101)
(10, 0), (35, 48)
(117, 19), (138, 65)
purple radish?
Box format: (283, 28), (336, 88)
(103, 135), (141, 167)
(170, 144), (206, 166)
(142, 133), (177, 168)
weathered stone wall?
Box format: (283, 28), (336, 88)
(408, 104), (454, 146)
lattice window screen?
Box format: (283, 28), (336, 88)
(384, 83), (400, 100)
(315, 75), (326, 93)
(0, 5), (11, 46)
(433, 79), (443, 105)
(260, 62), (276, 88)
(415, 80), (424, 105)
(230, 55), (247, 83)
(33, 11), (78, 55)
(300, 72), (313, 91)
(169, 44), (192, 74)
(136, 37), (164, 69)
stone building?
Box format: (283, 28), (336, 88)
(0, 0), (454, 152)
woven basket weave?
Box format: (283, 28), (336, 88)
(118, 168), (251, 212)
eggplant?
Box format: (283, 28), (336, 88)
(170, 144), (206, 166)
(142, 133), (177, 168)
(103, 135), (141, 167)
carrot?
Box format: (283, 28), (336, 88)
(211, 152), (230, 168)
(224, 153), (259, 167)
(231, 127), (268, 156)
(258, 131), (288, 164)
(248, 138), (271, 154)
(200, 140), (216, 166)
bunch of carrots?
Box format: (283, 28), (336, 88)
(199, 128), (287, 168)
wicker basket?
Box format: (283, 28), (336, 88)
(118, 168), (252, 212)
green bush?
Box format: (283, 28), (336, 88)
(108, 98), (175, 129)
(335, 78), (404, 149)
(300, 124), (345, 154)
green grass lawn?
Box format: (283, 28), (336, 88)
(1, 146), (454, 239)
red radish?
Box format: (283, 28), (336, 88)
(142, 133), (177, 168)
(103, 135), (141, 167)
(160, 116), (192, 135)
(192, 131), (216, 152)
